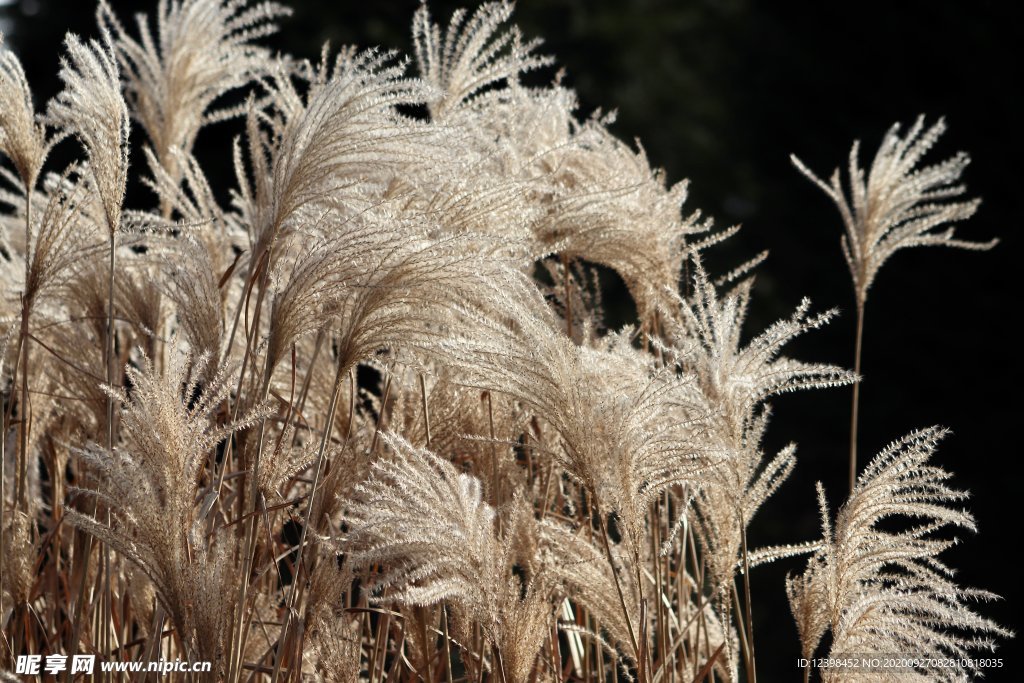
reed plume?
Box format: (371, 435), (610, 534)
(64, 349), (267, 672)
(792, 116), (997, 492)
(0, 43), (52, 189)
(345, 432), (555, 683)
(787, 428), (1011, 682)
(48, 30), (129, 237)
(97, 0), (290, 194)
(412, 1), (552, 121)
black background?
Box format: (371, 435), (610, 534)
(2, 0), (1020, 679)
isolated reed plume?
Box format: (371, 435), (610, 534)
(792, 117), (997, 491)
(787, 428), (1011, 682)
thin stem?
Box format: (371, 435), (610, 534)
(418, 377), (437, 683)
(16, 188), (32, 512)
(289, 330), (325, 446)
(849, 301), (865, 493)
(739, 524), (756, 683)
(369, 367), (394, 455)
(441, 606), (454, 683)
(0, 185), (33, 650)
(550, 622), (562, 683)
(65, 226), (120, 679)
(562, 253), (573, 339)
(0, 401), (5, 645)
(105, 230), (116, 452)
(476, 622), (486, 683)
(216, 248), (269, 515)
(418, 607), (434, 683)
(419, 373), (432, 448)
(485, 392), (497, 505)
(730, 584), (752, 679)
(493, 643), (508, 683)
(651, 495), (670, 677)
(369, 588), (392, 683)
(272, 355), (349, 682)
(597, 509), (640, 666)
(233, 347), (279, 681)
(101, 227), (117, 683)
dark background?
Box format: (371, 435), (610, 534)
(2, 0), (1020, 679)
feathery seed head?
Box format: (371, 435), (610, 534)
(788, 428), (1010, 676)
(0, 43), (51, 188)
(49, 30), (130, 235)
(792, 116), (996, 307)
(413, 2), (553, 121)
(97, 0), (289, 179)
(63, 346), (268, 666)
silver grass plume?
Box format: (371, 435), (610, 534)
(64, 348), (268, 670)
(658, 258), (853, 583)
(305, 550), (361, 683)
(442, 275), (709, 555)
(143, 145), (247, 265)
(540, 119), (715, 326)
(432, 73), (575, 198)
(541, 517), (734, 677)
(791, 115), (996, 308)
(344, 430), (499, 608)
(540, 518), (641, 665)
(655, 257), (854, 673)
(786, 428), (1010, 682)
(162, 234), (225, 361)
(412, 2), (716, 322)
(33, 271), (109, 432)
(48, 30), (130, 236)
(660, 257), (855, 431)
(0, 171), (103, 316)
(345, 432), (553, 683)
(0, 510), (33, 609)
(114, 260), (164, 347)
(237, 47), (435, 263)
(386, 365), (532, 507)
(409, 3), (572, 262)
(264, 230), (367, 377)
(97, 0), (289, 186)
(19, 173), (102, 312)
(144, 147), (243, 362)
(384, 175), (543, 267)
(0, 41), (54, 189)
(412, 1), (553, 121)
(266, 202), (510, 384)
(792, 116), (998, 492)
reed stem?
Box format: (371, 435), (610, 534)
(849, 301), (865, 493)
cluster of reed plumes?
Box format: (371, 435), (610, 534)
(0, 1), (1009, 681)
